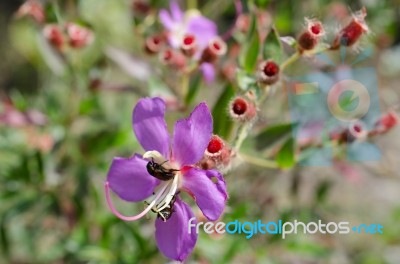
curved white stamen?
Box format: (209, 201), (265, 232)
(104, 181), (169, 221)
(147, 180), (173, 209)
(155, 175), (179, 212)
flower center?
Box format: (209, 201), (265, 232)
(232, 98), (248, 115)
(310, 24), (321, 35)
(263, 61), (279, 77)
(207, 135), (224, 154)
(142, 151), (181, 221)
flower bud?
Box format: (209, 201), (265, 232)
(229, 96), (257, 122)
(181, 34), (197, 57)
(132, 0), (151, 15)
(297, 19), (324, 51)
(43, 25), (64, 50)
(198, 135), (233, 170)
(145, 35), (164, 54)
(347, 121), (367, 142)
(66, 23), (94, 49)
(372, 111), (399, 135)
(235, 14), (251, 33)
(160, 49), (186, 69)
(331, 7), (369, 49)
(16, 0), (45, 23)
(201, 37), (227, 63)
(258, 60), (280, 85)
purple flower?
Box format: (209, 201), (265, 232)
(159, 0), (218, 82)
(105, 97), (228, 262)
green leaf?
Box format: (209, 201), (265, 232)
(185, 73), (202, 105)
(263, 25), (284, 63)
(236, 69), (257, 91)
(212, 84), (235, 139)
(275, 137), (295, 169)
(239, 15), (260, 73)
(255, 123), (294, 150)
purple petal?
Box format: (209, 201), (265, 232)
(170, 0), (183, 22)
(107, 155), (159, 202)
(155, 197), (197, 262)
(172, 102), (213, 166)
(182, 168), (227, 221)
(200, 62), (216, 84)
(132, 97), (170, 158)
(159, 9), (174, 31)
(186, 15), (218, 49)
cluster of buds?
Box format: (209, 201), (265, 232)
(329, 111), (399, 144)
(257, 59), (280, 85)
(297, 19), (325, 52)
(198, 135), (234, 170)
(159, 49), (186, 69)
(144, 33), (227, 70)
(331, 7), (369, 49)
(16, 0), (45, 24)
(229, 95), (257, 123)
(43, 23), (94, 51)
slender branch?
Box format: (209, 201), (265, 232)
(239, 152), (278, 169)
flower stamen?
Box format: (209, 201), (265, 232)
(104, 181), (169, 221)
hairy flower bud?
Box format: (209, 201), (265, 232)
(198, 135), (233, 170)
(298, 19), (324, 51)
(145, 35), (164, 54)
(229, 97), (257, 122)
(347, 121), (367, 142)
(181, 34), (198, 57)
(372, 111), (399, 135)
(258, 60), (280, 85)
(160, 49), (186, 69)
(201, 37), (227, 63)
(66, 23), (94, 49)
(16, 0), (45, 23)
(43, 25), (64, 50)
(332, 7), (369, 49)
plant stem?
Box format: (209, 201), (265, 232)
(239, 152), (278, 169)
(234, 123), (250, 151)
(181, 74), (189, 100)
(280, 51), (301, 72)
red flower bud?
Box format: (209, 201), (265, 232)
(145, 35), (164, 54)
(229, 97), (257, 122)
(235, 14), (251, 33)
(181, 34), (198, 57)
(198, 135), (233, 170)
(298, 19), (324, 51)
(332, 7), (369, 49)
(258, 60), (280, 85)
(372, 111), (399, 135)
(16, 0), (45, 23)
(66, 23), (94, 49)
(159, 49), (186, 69)
(201, 37), (227, 63)
(43, 25), (64, 50)
(347, 121), (367, 142)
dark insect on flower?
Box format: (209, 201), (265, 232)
(155, 194), (177, 222)
(146, 158), (179, 181)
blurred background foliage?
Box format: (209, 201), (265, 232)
(1, 0), (400, 263)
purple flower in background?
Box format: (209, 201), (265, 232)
(105, 97), (227, 262)
(159, 1), (218, 83)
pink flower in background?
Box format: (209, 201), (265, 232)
(159, 1), (220, 83)
(66, 23), (94, 49)
(105, 97), (227, 261)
